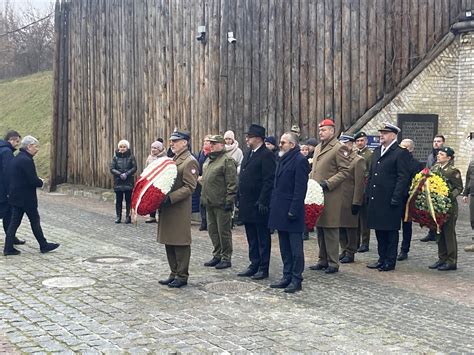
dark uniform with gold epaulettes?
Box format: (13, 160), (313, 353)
(430, 155), (463, 270)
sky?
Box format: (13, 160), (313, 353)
(1, 0), (54, 13)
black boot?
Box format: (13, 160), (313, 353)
(125, 204), (131, 224)
(115, 204), (122, 223)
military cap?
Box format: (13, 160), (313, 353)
(378, 122), (401, 134)
(319, 119), (335, 128)
(354, 131), (368, 140)
(291, 125), (301, 133)
(169, 130), (191, 141)
(208, 134), (225, 144)
(440, 146), (455, 157)
(338, 134), (355, 143)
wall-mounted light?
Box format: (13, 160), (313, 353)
(197, 26), (206, 42)
(227, 32), (236, 44)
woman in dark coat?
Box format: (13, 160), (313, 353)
(110, 139), (137, 224)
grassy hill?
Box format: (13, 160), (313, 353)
(0, 71), (52, 177)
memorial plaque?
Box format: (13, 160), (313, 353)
(398, 114), (438, 163)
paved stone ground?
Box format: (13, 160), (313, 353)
(1, 192), (473, 353)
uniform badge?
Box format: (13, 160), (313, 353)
(191, 168), (196, 174)
(343, 151), (348, 156)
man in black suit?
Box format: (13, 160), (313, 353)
(3, 136), (60, 256)
(237, 124), (276, 280)
(366, 123), (410, 271)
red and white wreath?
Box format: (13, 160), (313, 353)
(131, 157), (177, 220)
(304, 179), (325, 230)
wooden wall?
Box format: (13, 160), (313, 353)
(52, 0), (471, 188)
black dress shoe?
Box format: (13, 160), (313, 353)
(3, 248), (21, 256)
(339, 253), (346, 261)
(125, 216), (132, 224)
(237, 268), (257, 277)
(215, 260), (231, 269)
(204, 257), (221, 267)
(428, 260), (445, 269)
(324, 266), (339, 274)
(357, 245), (369, 253)
(40, 243), (60, 254)
(309, 263), (327, 270)
(168, 279), (187, 288)
(340, 255), (354, 264)
(378, 264), (395, 271)
(158, 277), (175, 285)
(397, 252), (408, 261)
(13, 238), (26, 245)
(284, 282), (302, 293)
(115, 217), (121, 223)
(437, 263), (457, 271)
(270, 278), (291, 289)
(251, 271), (269, 280)
(367, 261), (384, 269)
(420, 234), (436, 242)
(199, 224), (207, 231)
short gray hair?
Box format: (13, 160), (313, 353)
(401, 138), (415, 153)
(21, 135), (39, 149)
(282, 132), (299, 145)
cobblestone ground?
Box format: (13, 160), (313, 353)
(1, 192), (473, 353)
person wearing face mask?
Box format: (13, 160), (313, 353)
(428, 147), (463, 271)
(110, 139), (137, 224)
(157, 130), (199, 288)
(3, 136), (60, 256)
(144, 140), (167, 223)
(0, 130), (26, 247)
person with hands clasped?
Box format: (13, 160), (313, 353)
(110, 139), (137, 224)
(268, 132), (310, 293)
(200, 135), (238, 270)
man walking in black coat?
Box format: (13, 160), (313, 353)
(237, 124), (276, 280)
(0, 130), (25, 246)
(366, 123), (410, 271)
(3, 136), (59, 256)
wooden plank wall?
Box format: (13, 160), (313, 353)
(52, 0), (469, 188)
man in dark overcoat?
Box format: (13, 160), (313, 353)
(268, 132), (309, 293)
(0, 130), (25, 246)
(366, 123), (410, 271)
(237, 124), (276, 280)
(3, 136), (60, 256)
(157, 130), (199, 288)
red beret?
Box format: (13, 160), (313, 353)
(319, 119), (335, 128)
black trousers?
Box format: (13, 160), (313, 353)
(375, 229), (399, 268)
(0, 203), (11, 236)
(115, 190), (132, 216)
(400, 220), (412, 253)
(244, 222), (271, 273)
(278, 231), (304, 284)
(4, 206), (47, 251)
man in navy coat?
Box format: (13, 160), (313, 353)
(237, 124), (276, 280)
(268, 132), (309, 293)
(3, 136), (60, 256)
(0, 130), (25, 246)
(366, 123), (410, 271)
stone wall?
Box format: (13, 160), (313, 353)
(362, 31), (474, 179)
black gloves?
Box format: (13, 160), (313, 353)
(287, 212), (297, 221)
(258, 203), (269, 215)
(390, 198), (401, 207)
(161, 196), (172, 208)
(224, 203), (234, 212)
(351, 204), (360, 215)
(319, 180), (329, 192)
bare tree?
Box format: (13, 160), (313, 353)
(0, 0), (54, 79)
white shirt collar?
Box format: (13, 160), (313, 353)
(381, 139), (397, 156)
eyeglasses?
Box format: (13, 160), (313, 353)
(280, 141), (289, 145)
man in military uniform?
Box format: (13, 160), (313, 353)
(366, 123), (410, 272)
(200, 135), (238, 269)
(462, 158), (474, 252)
(338, 135), (365, 264)
(429, 147), (463, 270)
(354, 131), (372, 253)
(309, 119), (351, 274)
(157, 130), (199, 288)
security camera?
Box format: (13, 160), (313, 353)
(197, 26), (206, 42)
(227, 32), (236, 44)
